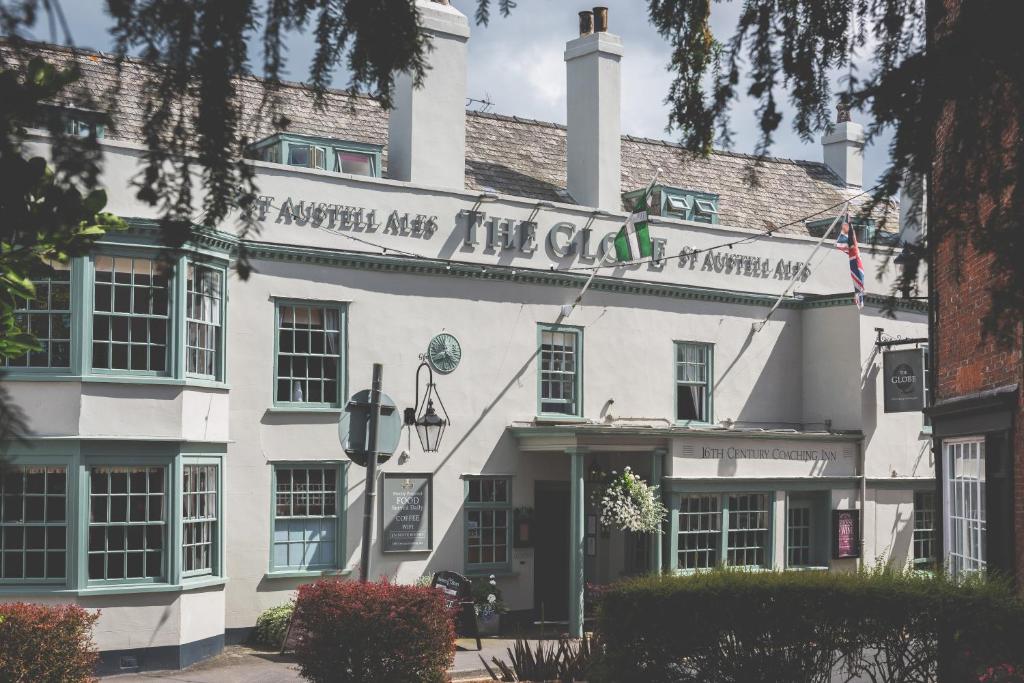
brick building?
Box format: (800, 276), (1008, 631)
(927, 0), (1024, 580)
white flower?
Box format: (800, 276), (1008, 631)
(488, 593), (497, 604)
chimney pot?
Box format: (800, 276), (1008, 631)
(578, 10), (594, 36)
(593, 6), (608, 32)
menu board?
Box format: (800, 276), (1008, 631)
(832, 509), (861, 559)
(381, 473), (432, 552)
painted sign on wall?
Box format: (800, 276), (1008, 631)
(381, 473), (432, 552)
(882, 348), (925, 413)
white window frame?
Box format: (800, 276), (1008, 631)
(942, 437), (986, 577)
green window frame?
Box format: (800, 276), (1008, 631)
(185, 263), (224, 380)
(181, 462), (219, 577)
(87, 465), (168, 584)
(675, 341), (713, 424)
(538, 324), (583, 417)
(913, 490), (936, 569)
(247, 134), (382, 178)
(91, 255), (171, 375)
(464, 477), (512, 573)
(270, 464), (347, 572)
(274, 301), (346, 408)
(787, 503), (812, 567)
(675, 492), (770, 571)
(0, 465), (68, 583)
(3, 261), (73, 371)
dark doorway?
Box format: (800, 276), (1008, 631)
(534, 481), (570, 621)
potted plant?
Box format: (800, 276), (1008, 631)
(592, 466), (667, 534)
(472, 574), (506, 636)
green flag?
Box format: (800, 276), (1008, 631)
(614, 183), (655, 262)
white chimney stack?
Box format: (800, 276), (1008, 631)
(564, 7), (622, 211)
(387, 0), (469, 189)
(821, 104), (864, 188)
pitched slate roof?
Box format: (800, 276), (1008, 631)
(12, 41), (896, 235)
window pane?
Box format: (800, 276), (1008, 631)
(276, 304), (343, 405)
(3, 262), (72, 369)
(272, 467), (339, 571)
(539, 329), (579, 415)
(678, 495), (720, 569)
(0, 466), (68, 581)
(92, 257), (169, 373)
(88, 467), (166, 581)
(675, 342), (711, 422)
(336, 151), (374, 176)
(464, 478), (511, 568)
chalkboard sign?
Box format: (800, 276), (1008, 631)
(833, 509), (861, 559)
(382, 473), (432, 552)
(279, 610), (309, 654)
(431, 570), (480, 651)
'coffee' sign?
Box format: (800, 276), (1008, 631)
(882, 348), (925, 413)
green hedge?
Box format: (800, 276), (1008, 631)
(594, 569), (1024, 683)
(253, 603), (293, 650)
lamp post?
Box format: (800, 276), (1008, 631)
(404, 361), (450, 453)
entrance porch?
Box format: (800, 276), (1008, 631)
(512, 426), (669, 637)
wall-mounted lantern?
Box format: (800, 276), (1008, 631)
(404, 361), (451, 453)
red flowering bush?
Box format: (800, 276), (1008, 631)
(293, 578), (456, 683)
(0, 602), (99, 682)
(980, 664), (1024, 683)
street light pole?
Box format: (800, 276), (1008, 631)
(358, 363), (383, 582)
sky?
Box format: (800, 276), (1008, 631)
(27, 0), (892, 186)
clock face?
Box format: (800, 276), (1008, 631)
(427, 333), (462, 374)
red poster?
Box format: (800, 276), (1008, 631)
(833, 510), (861, 559)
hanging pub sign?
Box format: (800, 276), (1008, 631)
(882, 348), (926, 413)
(832, 509), (861, 559)
(381, 473), (432, 552)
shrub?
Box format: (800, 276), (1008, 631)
(481, 634), (597, 682)
(292, 578), (456, 683)
(253, 603), (293, 650)
(0, 602), (99, 682)
(593, 569), (1024, 683)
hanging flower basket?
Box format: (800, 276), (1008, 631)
(592, 466), (667, 534)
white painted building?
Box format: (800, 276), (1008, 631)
(1, 2), (932, 673)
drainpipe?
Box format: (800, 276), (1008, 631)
(860, 440), (867, 569)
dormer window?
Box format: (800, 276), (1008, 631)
(36, 105), (106, 139)
(624, 185), (720, 225)
(806, 216), (898, 245)
(247, 134), (381, 178)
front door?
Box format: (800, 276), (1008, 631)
(534, 481), (570, 621)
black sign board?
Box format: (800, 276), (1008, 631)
(381, 473), (432, 552)
(832, 509), (861, 559)
(882, 348), (925, 413)
(431, 571), (481, 650)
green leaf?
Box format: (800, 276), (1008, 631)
(83, 189), (108, 216)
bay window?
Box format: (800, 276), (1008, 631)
(3, 262), (72, 370)
(87, 466), (167, 582)
(92, 256), (170, 373)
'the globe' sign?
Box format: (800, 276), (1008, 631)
(882, 349), (925, 413)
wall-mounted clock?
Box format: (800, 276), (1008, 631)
(427, 333), (462, 374)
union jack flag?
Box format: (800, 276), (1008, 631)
(835, 210), (865, 309)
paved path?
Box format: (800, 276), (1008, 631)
(103, 639), (520, 682)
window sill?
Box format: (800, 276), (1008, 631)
(0, 373), (229, 390)
(0, 577), (228, 596)
(465, 568), (518, 579)
(265, 407), (344, 415)
(533, 415), (587, 425)
(785, 565), (830, 572)
(263, 569), (351, 580)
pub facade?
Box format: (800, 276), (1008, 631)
(1, 1), (932, 672)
